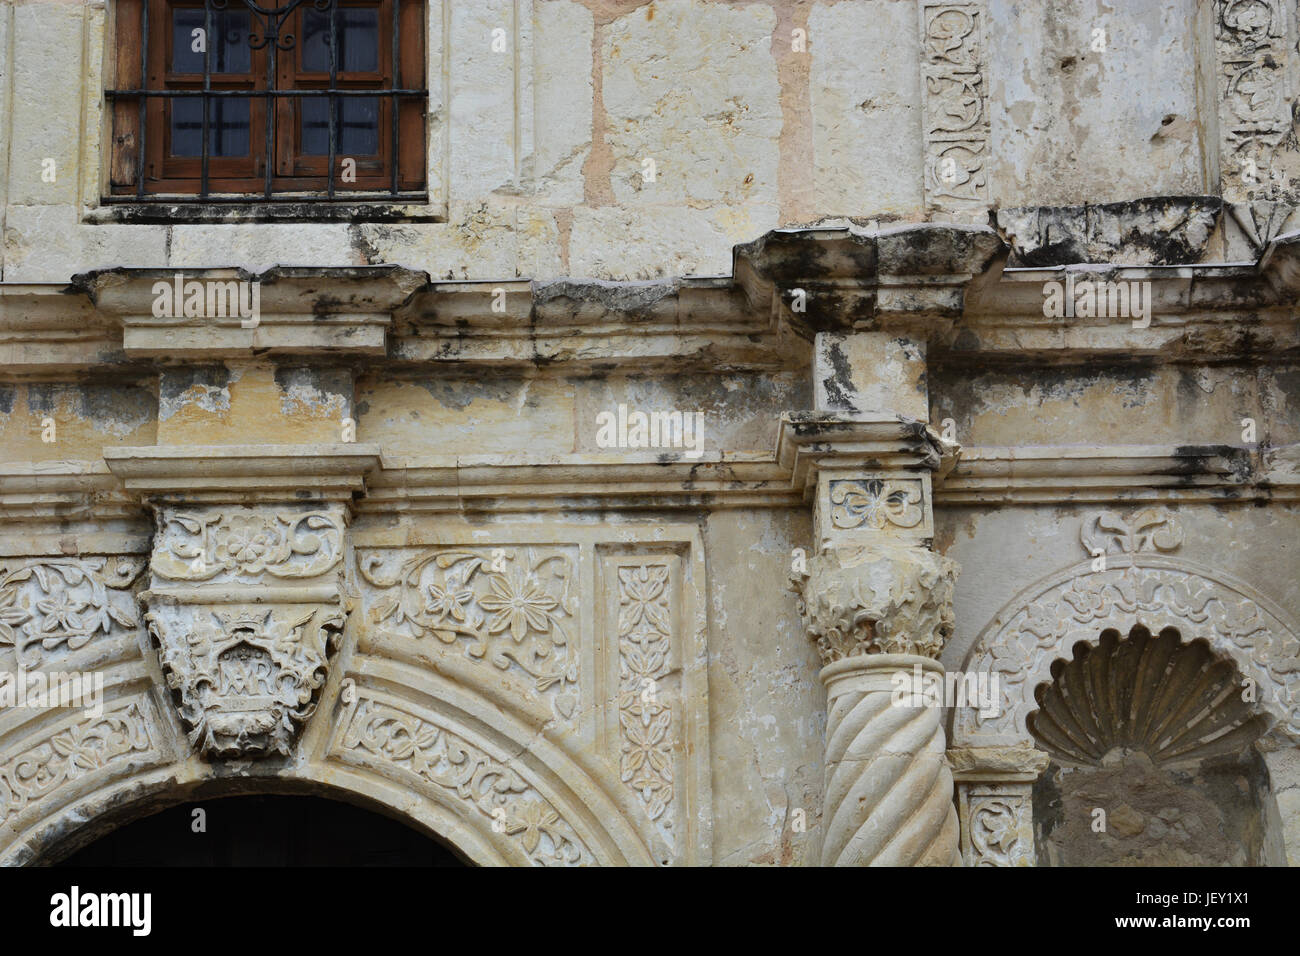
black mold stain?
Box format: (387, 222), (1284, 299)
(159, 365), (231, 406)
(820, 338), (855, 411)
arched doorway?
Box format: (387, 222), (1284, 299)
(52, 795), (469, 866)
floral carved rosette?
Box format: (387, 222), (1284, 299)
(358, 547), (579, 719)
(151, 507), (344, 582)
(0, 557), (145, 668)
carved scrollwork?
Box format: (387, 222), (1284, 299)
(334, 697), (592, 866)
(791, 542), (958, 665)
(0, 701), (156, 825)
(358, 547), (579, 719)
(829, 478), (924, 531)
(922, 2), (989, 209)
(962, 787), (1034, 866)
(152, 506), (344, 581)
(1080, 508), (1184, 560)
(0, 557), (145, 668)
(1215, 0), (1300, 200)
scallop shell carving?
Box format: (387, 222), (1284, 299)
(1027, 625), (1270, 768)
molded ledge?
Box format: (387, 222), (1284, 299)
(103, 443), (383, 502)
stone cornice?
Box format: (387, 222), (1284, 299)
(937, 444), (1297, 504)
(73, 265), (425, 359)
(102, 443), (383, 503)
(0, 439), (1289, 528)
(731, 222), (1006, 339)
(1, 439), (1291, 525)
(4, 217), (1299, 373)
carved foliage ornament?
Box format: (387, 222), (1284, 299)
(956, 510), (1300, 744)
(147, 604), (342, 758)
(791, 542), (958, 664)
(0, 558), (144, 668)
(336, 697), (591, 866)
(616, 563), (674, 823)
(1080, 508), (1184, 561)
(358, 547), (579, 720)
(0, 701), (155, 825)
(153, 507), (344, 581)
(1215, 0), (1299, 200)
(962, 786), (1034, 867)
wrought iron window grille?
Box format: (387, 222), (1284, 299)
(106, 0), (427, 203)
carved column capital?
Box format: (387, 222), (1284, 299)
(791, 542), (957, 667)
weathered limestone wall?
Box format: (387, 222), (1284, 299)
(1, 0), (1299, 868)
(7, 0), (1294, 281)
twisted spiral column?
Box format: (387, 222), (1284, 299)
(792, 543), (961, 867)
(820, 655), (959, 866)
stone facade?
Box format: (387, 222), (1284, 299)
(0, 0), (1298, 867)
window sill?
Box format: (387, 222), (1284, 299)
(83, 198), (442, 225)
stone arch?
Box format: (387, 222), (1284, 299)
(0, 654), (656, 867)
(952, 554), (1300, 750)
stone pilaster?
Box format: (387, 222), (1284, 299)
(786, 322), (962, 867)
(948, 745), (1049, 866)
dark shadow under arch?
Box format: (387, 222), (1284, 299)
(52, 794), (469, 867)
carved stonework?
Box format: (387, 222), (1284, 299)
(615, 562), (674, 824)
(828, 478), (925, 532)
(1215, 0), (1300, 202)
(332, 697), (592, 866)
(357, 546), (580, 720)
(1080, 508), (1184, 561)
(955, 558), (1300, 746)
(152, 507), (344, 581)
(146, 602), (343, 757)
(0, 557), (145, 667)
(143, 502), (350, 759)
(0, 700), (157, 825)
(351, 528), (711, 865)
(958, 784), (1035, 866)
(819, 657), (961, 866)
(791, 542), (957, 665)
(1027, 624), (1269, 768)
(921, 2), (990, 213)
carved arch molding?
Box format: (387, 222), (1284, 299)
(0, 517), (713, 867)
(951, 509), (1300, 866)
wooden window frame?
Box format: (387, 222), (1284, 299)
(108, 0), (426, 202)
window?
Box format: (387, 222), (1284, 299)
(108, 0), (426, 202)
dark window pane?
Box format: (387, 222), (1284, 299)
(173, 8), (251, 74)
(302, 8), (379, 72)
(170, 96), (251, 156)
(301, 96), (379, 156)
